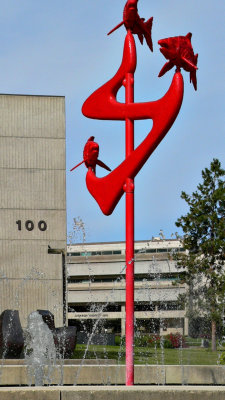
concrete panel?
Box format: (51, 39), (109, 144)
(0, 387), (225, 400)
(68, 287), (186, 304)
(0, 387), (60, 400)
(165, 365), (225, 385)
(0, 210), (66, 240)
(61, 387), (225, 400)
(67, 240), (183, 253)
(2, 359), (117, 365)
(0, 137), (65, 169)
(1, 365), (225, 386)
(0, 94), (65, 138)
(67, 260), (179, 277)
(0, 169), (65, 210)
(0, 240), (64, 279)
(68, 310), (185, 320)
(0, 278), (63, 327)
(68, 280), (181, 290)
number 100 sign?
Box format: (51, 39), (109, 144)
(16, 220), (47, 232)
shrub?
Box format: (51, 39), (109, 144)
(116, 333), (186, 349)
(218, 352), (225, 365)
(148, 335), (161, 348)
(163, 338), (173, 349)
(115, 335), (121, 346)
(165, 333), (186, 348)
(115, 335), (125, 346)
(134, 335), (152, 347)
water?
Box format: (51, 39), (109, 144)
(73, 265), (127, 385)
(24, 311), (57, 386)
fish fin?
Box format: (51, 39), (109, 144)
(144, 17), (153, 51)
(70, 160), (85, 172)
(107, 21), (124, 36)
(138, 33), (144, 45)
(190, 70), (197, 91)
(186, 32), (192, 41)
(145, 17), (153, 30)
(181, 56), (198, 71)
(158, 61), (174, 77)
(96, 159), (111, 172)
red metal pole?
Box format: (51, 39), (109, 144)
(124, 70), (134, 386)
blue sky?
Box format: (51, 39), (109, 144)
(0, 0), (224, 243)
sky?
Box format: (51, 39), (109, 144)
(0, 0), (224, 244)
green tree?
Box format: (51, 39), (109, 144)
(175, 159), (225, 351)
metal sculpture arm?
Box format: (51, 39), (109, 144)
(82, 31), (184, 215)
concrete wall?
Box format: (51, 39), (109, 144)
(67, 259), (183, 277)
(68, 286), (186, 304)
(1, 364), (225, 386)
(0, 94), (66, 327)
(1, 387), (225, 400)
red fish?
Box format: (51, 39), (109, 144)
(70, 137), (111, 173)
(108, 0), (153, 52)
(158, 33), (198, 90)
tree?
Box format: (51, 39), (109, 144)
(175, 159), (225, 351)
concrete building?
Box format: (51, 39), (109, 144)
(67, 239), (188, 336)
(0, 94), (66, 327)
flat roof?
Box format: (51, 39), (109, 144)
(67, 238), (182, 246)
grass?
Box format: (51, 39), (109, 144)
(73, 344), (224, 365)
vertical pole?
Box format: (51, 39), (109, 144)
(124, 70), (134, 386)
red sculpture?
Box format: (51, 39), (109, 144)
(81, 32), (183, 386)
(82, 32), (183, 215)
(70, 136), (111, 173)
(71, 0), (198, 386)
(108, 0), (153, 52)
(158, 33), (198, 90)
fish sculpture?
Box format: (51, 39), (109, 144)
(158, 32), (198, 90)
(108, 0), (153, 52)
(70, 136), (111, 173)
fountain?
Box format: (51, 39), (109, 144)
(0, 0), (225, 398)
(24, 312), (57, 387)
(0, 241), (225, 396)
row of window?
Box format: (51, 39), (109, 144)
(68, 250), (121, 257)
(68, 274), (180, 284)
(67, 248), (184, 257)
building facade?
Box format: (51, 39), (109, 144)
(0, 94), (66, 327)
(67, 239), (188, 336)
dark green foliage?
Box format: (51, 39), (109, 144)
(188, 317), (211, 339)
(115, 335), (122, 346)
(218, 351), (225, 365)
(115, 334), (186, 349)
(175, 159), (225, 348)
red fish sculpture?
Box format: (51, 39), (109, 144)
(108, 0), (153, 52)
(70, 136), (111, 173)
(158, 33), (198, 90)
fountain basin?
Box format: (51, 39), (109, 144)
(1, 364), (225, 386)
(0, 386), (225, 400)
